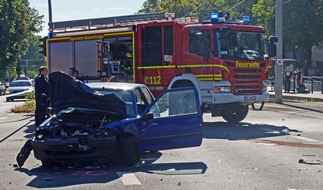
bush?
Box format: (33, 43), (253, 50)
(11, 92), (36, 113)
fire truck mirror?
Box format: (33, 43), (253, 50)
(268, 43), (277, 57)
(269, 36), (278, 43)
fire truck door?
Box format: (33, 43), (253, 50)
(181, 29), (212, 76)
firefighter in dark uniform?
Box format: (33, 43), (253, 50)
(35, 66), (50, 127)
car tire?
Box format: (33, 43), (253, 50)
(122, 136), (140, 166)
(221, 105), (249, 123)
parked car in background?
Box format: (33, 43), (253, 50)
(30, 72), (203, 166)
(6, 80), (33, 101)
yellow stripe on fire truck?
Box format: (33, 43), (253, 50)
(137, 64), (229, 72)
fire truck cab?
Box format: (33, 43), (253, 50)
(46, 12), (277, 123)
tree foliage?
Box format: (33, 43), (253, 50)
(0, 0), (43, 80)
(138, 0), (255, 21)
(138, 0), (323, 68)
(253, 0), (323, 68)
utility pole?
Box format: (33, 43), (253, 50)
(48, 0), (53, 34)
(274, 0), (283, 103)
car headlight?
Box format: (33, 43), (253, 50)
(214, 86), (231, 93)
(5, 89), (12, 94)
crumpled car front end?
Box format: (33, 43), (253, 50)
(31, 71), (127, 164)
(32, 108), (120, 163)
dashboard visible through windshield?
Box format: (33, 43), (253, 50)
(216, 30), (268, 61)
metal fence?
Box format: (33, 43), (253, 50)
(302, 76), (323, 94)
(268, 75), (323, 94)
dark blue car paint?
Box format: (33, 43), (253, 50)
(101, 87), (203, 151)
(33, 72), (203, 163)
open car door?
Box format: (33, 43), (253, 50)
(140, 87), (203, 151)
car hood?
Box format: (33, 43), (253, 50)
(49, 71), (126, 117)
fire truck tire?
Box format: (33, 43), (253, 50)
(221, 105), (249, 123)
(123, 136), (140, 166)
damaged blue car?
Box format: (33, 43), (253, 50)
(18, 72), (203, 167)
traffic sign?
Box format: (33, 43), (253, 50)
(277, 59), (283, 65)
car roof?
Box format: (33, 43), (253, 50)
(86, 82), (147, 91)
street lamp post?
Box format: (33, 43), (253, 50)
(274, 0), (283, 103)
(48, 0), (53, 32)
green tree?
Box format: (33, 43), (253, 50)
(21, 34), (46, 79)
(253, 0), (323, 69)
(0, 0), (43, 80)
(138, 0), (256, 22)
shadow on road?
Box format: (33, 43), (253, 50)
(203, 121), (301, 140)
(282, 102), (323, 114)
(14, 151), (207, 188)
(22, 123), (37, 139)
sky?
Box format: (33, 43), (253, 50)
(29, 0), (146, 36)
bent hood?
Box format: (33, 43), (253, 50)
(49, 71), (126, 117)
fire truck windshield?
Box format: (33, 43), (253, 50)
(216, 31), (267, 61)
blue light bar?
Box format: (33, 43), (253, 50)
(210, 13), (219, 23)
(242, 16), (250, 22)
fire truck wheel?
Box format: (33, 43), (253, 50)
(123, 136), (140, 166)
(221, 105), (249, 123)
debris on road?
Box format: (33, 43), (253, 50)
(16, 139), (32, 167)
(298, 159), (323, 165)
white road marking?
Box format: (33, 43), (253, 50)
(8, 113), (16, 116)
(116, 172), (142, 186)
(291, 136), (319, 143)
(0, 117), (8, 120)
(256, 142), (276, 146)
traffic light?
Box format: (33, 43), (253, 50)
(39, 36), (48, 56)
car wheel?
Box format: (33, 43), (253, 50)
(122, 136), (140, 166)
(221, 105), (249, 123)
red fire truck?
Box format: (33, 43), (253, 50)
(44, 12), (277, 122)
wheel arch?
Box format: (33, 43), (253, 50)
(168, 74), (202, 105)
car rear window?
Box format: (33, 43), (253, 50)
(10, 81), (32, 87)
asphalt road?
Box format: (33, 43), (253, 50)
(1, 99), (323, 190)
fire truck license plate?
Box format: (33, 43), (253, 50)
(244, 96), (256, 101)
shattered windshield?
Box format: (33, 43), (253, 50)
(216, 30), (267, 61)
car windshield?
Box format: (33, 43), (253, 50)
(216, 30), (267, 61)
(10, 81), (32, 87)
(92, 88), (137, 118)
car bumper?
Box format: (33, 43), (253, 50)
(202, 92), (270, 104)
(31, 135), (117, 162)
(6, 90), (32, 100)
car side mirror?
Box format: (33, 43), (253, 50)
(142, 112), (154, 121)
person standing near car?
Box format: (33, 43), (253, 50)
(72, 69), (83, 82)
(295, 67), (302, 88)
(35, 66), (50, 127)
(284, 66), (293, 93)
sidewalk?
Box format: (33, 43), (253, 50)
(268, 90), (323, 102)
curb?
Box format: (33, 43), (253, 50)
(269, 94), (323, 102)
